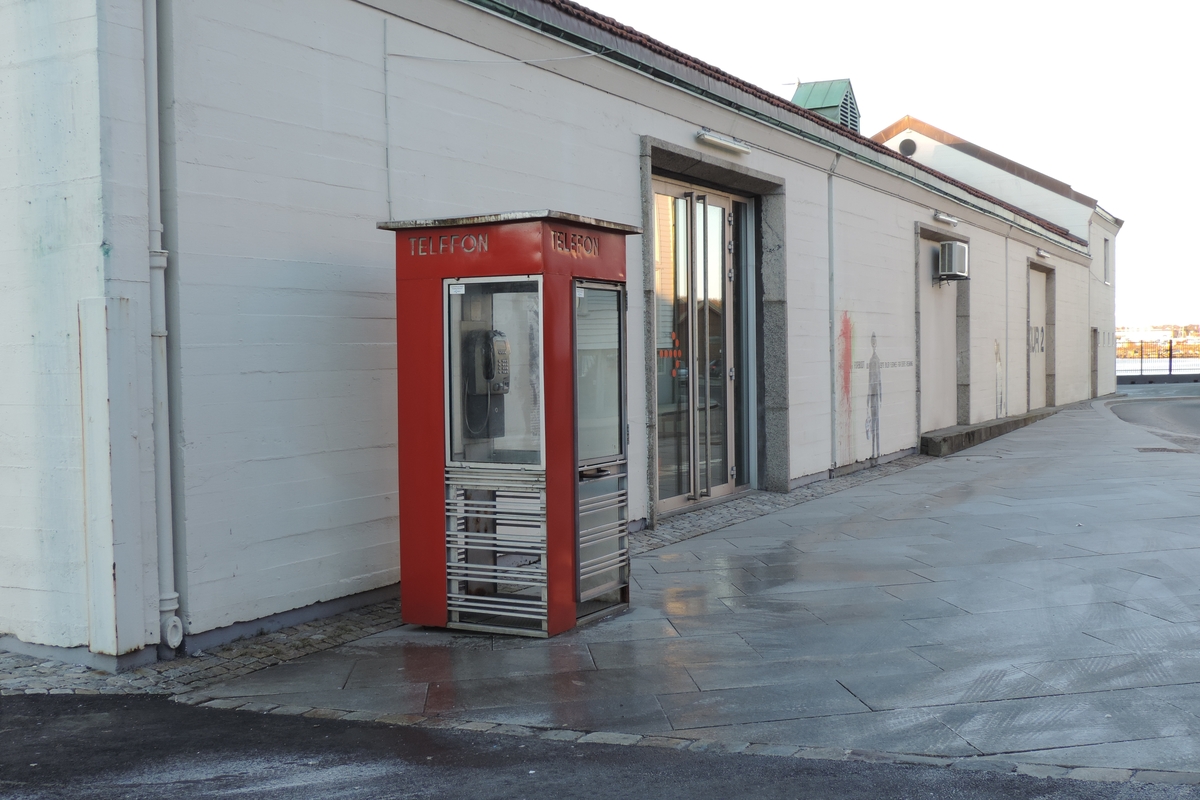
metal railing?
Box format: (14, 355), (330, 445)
(1116, 340), (1200, 376)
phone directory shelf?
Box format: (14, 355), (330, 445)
(379, 211), (640, 637)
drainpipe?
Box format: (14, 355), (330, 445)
(144, 0), (183, 654)
(827, 154), (840, 473)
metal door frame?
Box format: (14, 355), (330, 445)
(652, 178), (746, 513)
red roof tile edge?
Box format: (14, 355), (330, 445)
(507, 0), (1088, 246)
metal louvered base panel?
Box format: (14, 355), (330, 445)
(577, 465), (630, 603)
(445, 467), (548, 635)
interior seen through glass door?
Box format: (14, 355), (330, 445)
(575, 283), (629, 611)
(653, 187), (736, 509)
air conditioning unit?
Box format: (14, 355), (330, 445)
(938, 241), (969, 280)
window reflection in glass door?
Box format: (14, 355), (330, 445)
(653, 182), (741, 511)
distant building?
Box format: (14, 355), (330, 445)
(1, 0), (1120, 668)
(1119, 328), (1178, 343)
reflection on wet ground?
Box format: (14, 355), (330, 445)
(204, 398), (1200, 772)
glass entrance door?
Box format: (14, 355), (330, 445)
(653, 183), (740, 511)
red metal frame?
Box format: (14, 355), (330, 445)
(388, 213), (633, 635)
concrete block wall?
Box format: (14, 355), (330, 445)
(162, 0), (402, 634)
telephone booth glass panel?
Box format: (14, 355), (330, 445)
(447, 278), (543, 466)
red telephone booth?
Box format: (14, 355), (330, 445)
(379, 211), (640, 637)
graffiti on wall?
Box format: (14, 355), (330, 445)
(1028, 325), (1046, 354)
(836, 313), (914, 466)
(836, 312), (855, 464)
(995, 340), (1004, 418)
(866, 333), (882, 459)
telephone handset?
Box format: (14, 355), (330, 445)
(463, 329), (510, 396)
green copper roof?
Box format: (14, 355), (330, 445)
(791, 79), (851, 109)
(791, 79), (859, 132)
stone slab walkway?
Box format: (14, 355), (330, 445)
(0, 453), (931, 698)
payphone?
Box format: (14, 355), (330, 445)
(462, 328), (510, 438)
(379, 211), (640, 637)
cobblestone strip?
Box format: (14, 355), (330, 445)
(0, 601), (402, 697)
(630, 454), (936, 555)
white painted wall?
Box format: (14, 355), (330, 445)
(0, 0), (159, 655)
(828, 176), (917, 466)
(882, 130), (1094, 240)
(919, 243), (957, 432)
(0, 0), (102, 648)
(962, 226), (1008, 424)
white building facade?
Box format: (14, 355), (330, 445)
(1, 0), (1119, 668)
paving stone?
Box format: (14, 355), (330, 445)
(455, 721), (498, 732)
(580, 732), (643, 746)
(200, 699), (247, 710)
(488, 724), (537, 737)
(376, 714), (425, 726)
(637, 736), (692, 750)
(1067, 768), (1132, 783)
(744, 743), (801, 757)
(1017, 764), (1071, 779)
(268, 705), (313, 716)
(794, 747), (849, 761)
(235, 701), (280, 714)
(688, 738), (748, 754)
(538, 729), (584, 741)
(1132, 771), (1200, 785)
(341, 711), (385, 722)
(891, 755), (955, 768)
(952, 760), (1016, 773)
(303, 708), (348, 720)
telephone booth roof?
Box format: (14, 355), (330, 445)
(378, 210), (641, 283)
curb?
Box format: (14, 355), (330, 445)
(180, 695), (1200, 786)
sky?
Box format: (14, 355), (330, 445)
(578, 0), (1197, 328)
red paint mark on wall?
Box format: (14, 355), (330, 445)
(835, 311), (855, 466)
(838, 311), (853, 404)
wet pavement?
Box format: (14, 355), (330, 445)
(12, 694), (1199, 799)
(189, 390), (1200, 775)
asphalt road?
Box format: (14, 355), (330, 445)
(2, 696), (1197, 799)
(1111, 397), (1200, 440)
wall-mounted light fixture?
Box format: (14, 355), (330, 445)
(696, 129), (752, 155)
(1035, 248), (1050, 259)
(932, 211), (959, 226)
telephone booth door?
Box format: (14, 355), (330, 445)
(574, 282), (630, 619)
(444, 276), (548, 633)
